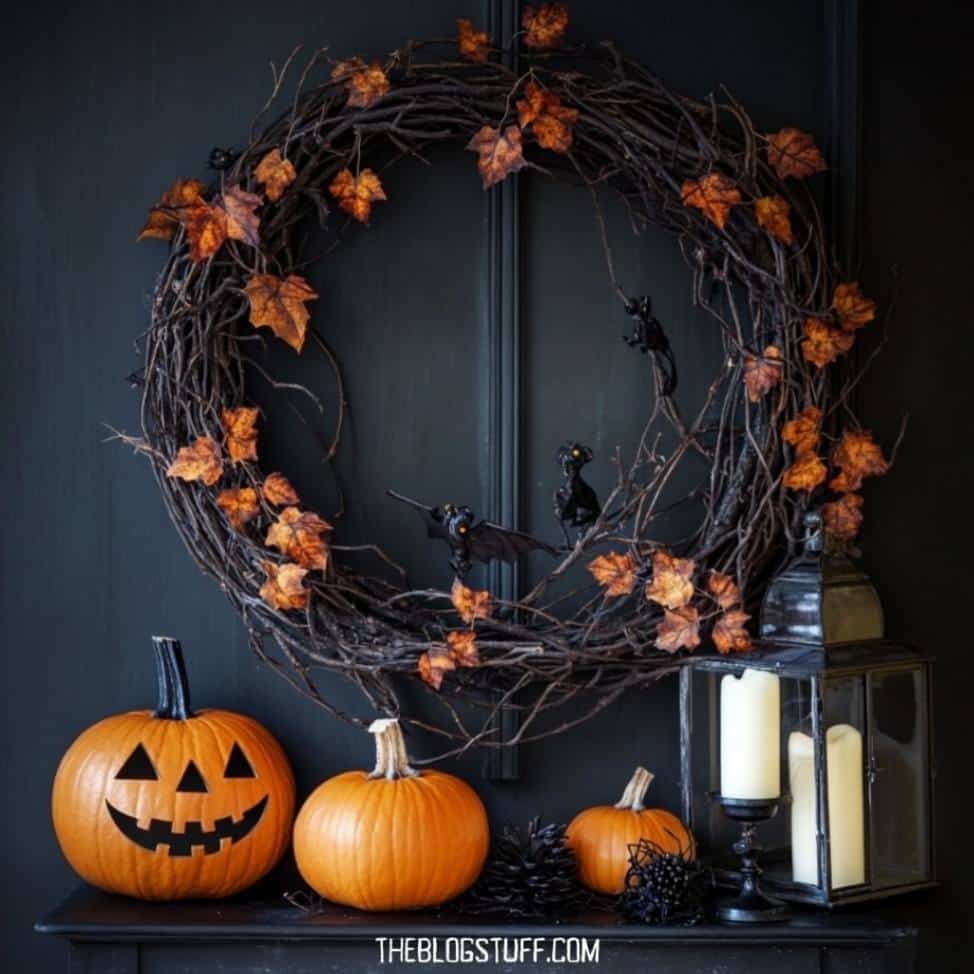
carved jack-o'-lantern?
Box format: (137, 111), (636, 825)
(52, 637), (295, 900)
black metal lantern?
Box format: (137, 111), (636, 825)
(679, 516), (936, 907)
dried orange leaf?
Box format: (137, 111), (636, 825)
(467, 125), (527, 189)
(329, 168), (387, 224)
(588, 551), (637, 597)
(755, 194), (793, 245)
(254, 148), (296, 202)
(244, 273), (318, 353)
(829, 430), (889, 492)
(743, 345), (783, 402)
(833, 282), (876, 332)
(451, 578), (492, 623)
(517, 80), (578, 153)
(713, 609), (752, 655)
(766, 127), (827, 180)
(457, 18), (491, 62)
(783, 405), (823, 455)
(522, 3), (569, 49)
(262, 472), (300, 506)
(801, 317), (855, 369)
(259, 560), (309, 611)
(184, 202), (227, 262)
(782, 452), (827, 492)
(447, 630), (480, 668)
(645, 550), (695, 610)
(655, 606), (701, 654)
(222, 406), (259, 464)
(332, 58), (390, 108)
(418, 648), (456, 690)
(707, 571), (740, 610)
(216, 184), (262, 247)
(265, 507), (332, 570)
(138, 178), (206, 241)
(216, 486), (260, 531)
(824, 492), (864, 540)
(681, 172), (741, 230)
(166, 436), (223, 486)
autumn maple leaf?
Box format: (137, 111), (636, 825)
(457, 18), (491, 62)
(216, 486), (260, 530)
(645, 550), (695, 610)
(517, 80), (579, 153)
(259, 560), (309, 611)
(782, 405), (823, 456)
(418, 648), (456, 690)
(766, 128), (827, 180)
(265, 507), (332, 570)
(184, 202), (228, 262)
(254, 148), (296, 202)
(447, 630), (480, 668)
(801, 317), (854, 369)
(467, 125), (527, 189)
(707, 571), (741, 610)
(755, 195), (793, 245)
(166, 436), (223, 486)
(329, 168), (387, 224)
(655, 607), (701, 654)
(782, 451), (827, 492)
(681, 172), (741, 230)
(743, 345), (783, 402)
(823, 492), (864, 540)
(588, 551), (637, 597)
(138, 178), (206, 241)
(332, 58), (390, 108)
(713, 609), (752, 654)
(214, 184), (262, 248)
(451, 578), (492, 624)
(262, 472), (300, 506)
(522, 3), (569, 49)
(830, 430), (889, 492)
(833, 282), (876, 332)
(244, 273), (318, 353)
(222, 406), (259, 464)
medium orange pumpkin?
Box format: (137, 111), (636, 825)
(51, 637), (295, 901)
(566, 766), (694, 894)
(293, 718), (489, 911)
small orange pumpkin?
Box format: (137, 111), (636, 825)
(293, 717), (489, 911)
(566, 766), (694, 894)
(51, 637), (295, 901)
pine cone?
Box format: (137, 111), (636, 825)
(466, 817), (586, 918)
(621, 838), (711, 925)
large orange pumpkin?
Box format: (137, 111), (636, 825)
(293, 718), (489, 911)
(52, 637), (295, 901)
(566, 766), (694, 894)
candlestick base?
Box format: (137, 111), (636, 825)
(713, 795), (790, 923)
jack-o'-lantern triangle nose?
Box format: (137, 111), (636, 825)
(176, 760), (208, 793)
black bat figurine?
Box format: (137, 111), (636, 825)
(386, 490), (558, 579)
(554, 442), (601, 547)
(622, 295), (678, 397)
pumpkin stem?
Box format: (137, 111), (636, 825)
(152, 636), (193, 720)
(614, 766), (654, 811)
(367, 718), (418, 779)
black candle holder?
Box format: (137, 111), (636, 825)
(712, 795), (790, 923)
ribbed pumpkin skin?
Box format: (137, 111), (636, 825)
(567, 804), (693, 895)
(293, 769), (489, 910)
(52, 709), (295, 901)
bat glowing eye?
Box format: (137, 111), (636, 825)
(458, 525), (468, 534)
(572, 449), (581, 458)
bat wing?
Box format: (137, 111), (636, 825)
(386, 490), (450, 542)
(468, 522), (558, 563)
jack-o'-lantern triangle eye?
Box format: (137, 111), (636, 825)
(115, 743), (158, 780)
(224, 742), (256, 779)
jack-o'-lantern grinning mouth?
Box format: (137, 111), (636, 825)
(105, 795), (268, 857)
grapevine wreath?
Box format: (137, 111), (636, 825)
(132, 5), (894, 760)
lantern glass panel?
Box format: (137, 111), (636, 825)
(867, 666), (932, 889)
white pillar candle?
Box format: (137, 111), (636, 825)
(789, 724), (866, 888)
(720, 669), (781, 799)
